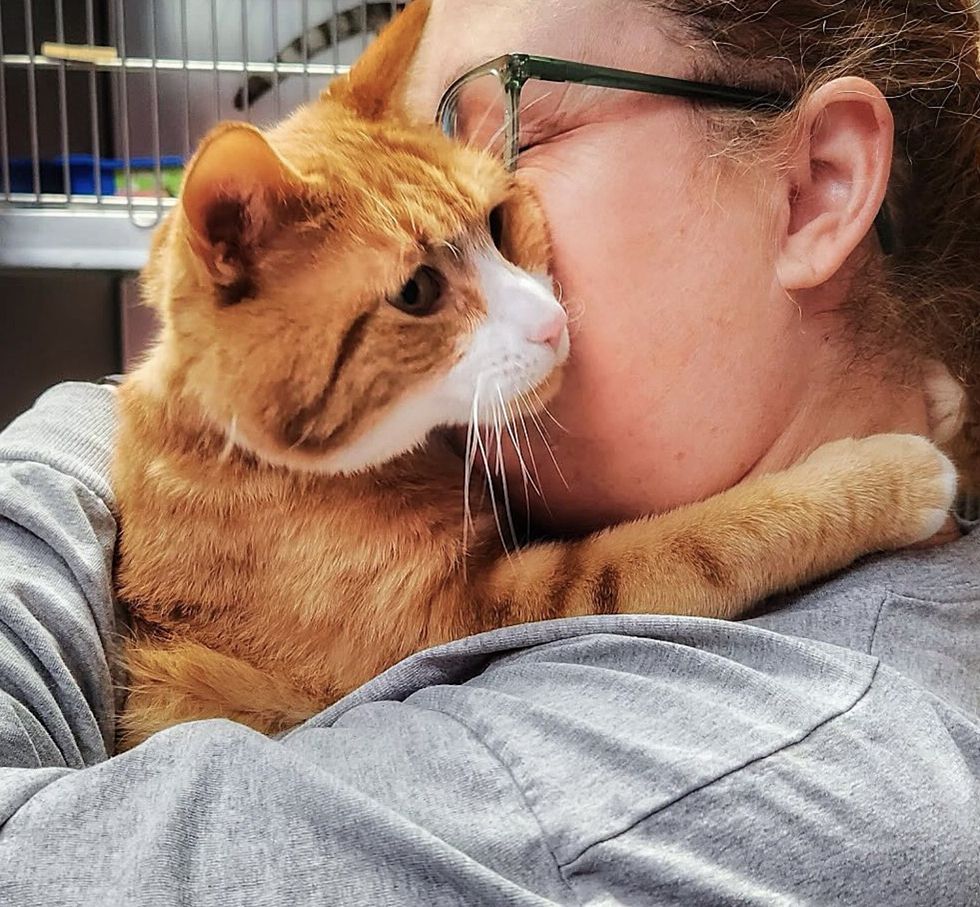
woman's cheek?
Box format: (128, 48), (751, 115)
(517, 147), (624, 299)
(518, 118), (689, 278)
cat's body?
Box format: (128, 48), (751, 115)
(115, 0), (957, 749)
(116, 398), (489, 734)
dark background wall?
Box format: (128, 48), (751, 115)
(0, 270), (120, 427)
(1, 2), (118, 427)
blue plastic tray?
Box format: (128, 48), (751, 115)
(7, 154), (185, 196)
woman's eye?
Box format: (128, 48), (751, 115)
(388, 266), (444, 317)
(488, 205), (505, 251)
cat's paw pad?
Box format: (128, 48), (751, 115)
(806, 434), (958, 545)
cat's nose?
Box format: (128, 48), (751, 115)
(528, 307), (567, 352)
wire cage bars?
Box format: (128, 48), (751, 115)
(0, 0), (399, 268)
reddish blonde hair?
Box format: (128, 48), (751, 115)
(661, 1), (980, 469)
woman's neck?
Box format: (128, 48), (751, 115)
(748, 391), (929, 479)
(743, 349), (961, 547)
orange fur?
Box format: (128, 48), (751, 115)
(113, 1), (957, 750)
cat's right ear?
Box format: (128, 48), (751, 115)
(181, 122), (300, 303)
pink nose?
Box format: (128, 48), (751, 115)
(528, 308), (567, 352)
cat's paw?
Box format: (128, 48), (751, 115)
(803, 434), (958, 546)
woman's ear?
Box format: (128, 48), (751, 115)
(775, 77), (894, 293)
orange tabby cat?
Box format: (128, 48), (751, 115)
(113, 0), (957, 750)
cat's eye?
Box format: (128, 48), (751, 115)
(488, 205), (505, 251)
(389, 266), (444, 317)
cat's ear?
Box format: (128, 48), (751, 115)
(181, 122), (301, 302)
(327, 0), (431, 120)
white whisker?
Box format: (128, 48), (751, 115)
(515, 393), (546, 496)
(525, 399), (570, 490)
(492, 386), (520, 552)
(501, 391), (535, 541)
(523, 396), (551, 444)
(473, 397), (510, 557)
(516, 392), (556, 522)
(529, 385), (568, 433)
(481, 120), (509, 156)
(220, 416), (239, 462)
(469, 101), (499, 154)
(462, 376), (483, 563)
(502, 393), (541, 497)
(479, 90), (555, 157)
(563, 296), (587, 331)
(517, 91), (554, 118)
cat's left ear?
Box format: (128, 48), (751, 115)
(326, 0), (431, 120)
(181, 122), (302, 302)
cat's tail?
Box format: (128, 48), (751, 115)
(233, 2), (406, 110)
(118, 638), (324, 751)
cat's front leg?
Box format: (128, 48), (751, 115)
(475, 434), (956, 627)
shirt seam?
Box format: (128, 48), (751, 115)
(561, 658), (882, 870)
(880, 589), (980, 607)
(866, 593), (889, 655)
(423, 707), (584, 906)
(871, 587), (980, 659)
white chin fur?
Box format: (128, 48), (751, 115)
(307, 250), (569, 475)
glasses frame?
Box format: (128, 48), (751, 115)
(436, 53), (895, 255)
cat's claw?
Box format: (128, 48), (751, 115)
(802, 434), (959, 547)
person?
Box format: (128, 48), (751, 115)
(1, 0), (978, 903)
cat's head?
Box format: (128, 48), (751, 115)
(142, 0), (568, 474)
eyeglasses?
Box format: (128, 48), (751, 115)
(436, 53), (895, 255)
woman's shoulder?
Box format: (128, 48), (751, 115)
(298, 612), (979, 902)
(750, 517), (980, 716)
(0, 379), (118, 507)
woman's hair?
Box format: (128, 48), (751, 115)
(659, 1), (980, 468)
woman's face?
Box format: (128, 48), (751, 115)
(410, 0), (821, 533)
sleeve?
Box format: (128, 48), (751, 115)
(0, 381), (120, 778)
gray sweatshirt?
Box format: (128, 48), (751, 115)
(0, 381), (977, 906)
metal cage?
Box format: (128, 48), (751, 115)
(0, 0), (395, 269)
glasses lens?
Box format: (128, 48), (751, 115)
(439, 71), (514, 165)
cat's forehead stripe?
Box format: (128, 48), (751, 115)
(271, 103), (505, 243)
